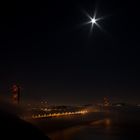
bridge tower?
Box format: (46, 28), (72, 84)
(11, 84), (21, 104)
(103, 97), (110, 107)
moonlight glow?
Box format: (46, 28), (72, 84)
(84, 10), (104, 32)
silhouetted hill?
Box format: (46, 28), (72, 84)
(0, 109), (51, 140)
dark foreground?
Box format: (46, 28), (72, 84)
(0, 110), (50, 140)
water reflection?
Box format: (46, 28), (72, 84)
(48, 125), (86, 140)
(90, 118), (111, 126)
(48, 115), (140, 140)
(48, 118), (113, 140)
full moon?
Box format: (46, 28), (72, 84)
(84, 10), (104, 32)
(91, 18), (97, 24)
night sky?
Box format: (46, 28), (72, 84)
(0, 0), (140, 104)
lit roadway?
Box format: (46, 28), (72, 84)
(32, 110), (88, 119)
